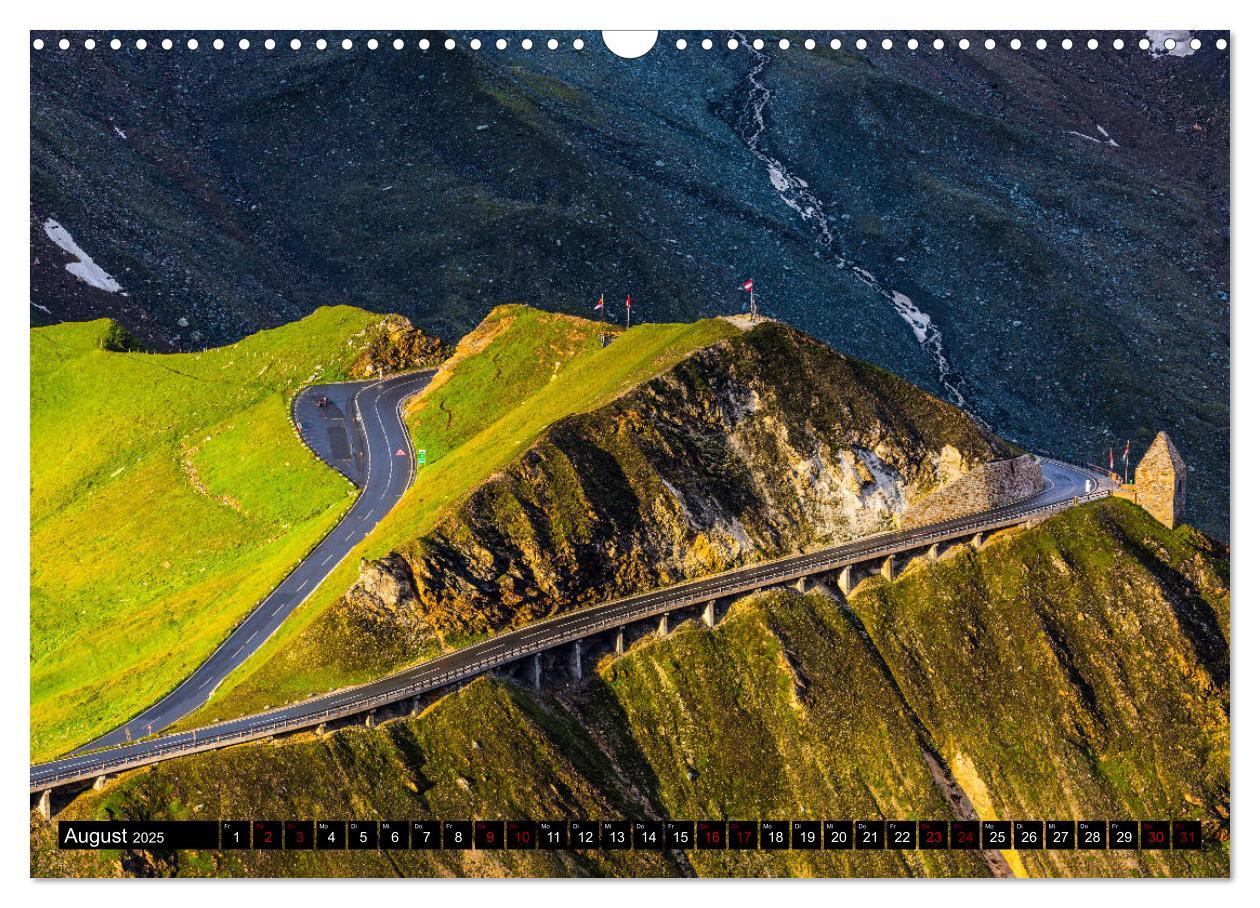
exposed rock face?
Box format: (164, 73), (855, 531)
(335, 552), (433, 650)
(345, 322), (1016, 644)
(901, 454), (1044, 529)
(349, 314), (446, 379)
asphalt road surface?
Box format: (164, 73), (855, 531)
(33, 457), (1108, 790)
(71, 369), (435, 753)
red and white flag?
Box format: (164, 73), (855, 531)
(741, 279), (754, 292)
(594, 294), (605, 311)
(1123, 440), (1131, 463)
(626, 294), (632, 310)
(1109, 448), (1114, 471)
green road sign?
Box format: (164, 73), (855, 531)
(417, 449), (427, 465)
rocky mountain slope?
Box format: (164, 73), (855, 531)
(380, 318), (1012, 644)
(32, 499), (1228, 878)
(190, 311), (1016, 721)
(30, 31), (1229, 534)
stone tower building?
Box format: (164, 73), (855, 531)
(1130, 431), (1187, 529)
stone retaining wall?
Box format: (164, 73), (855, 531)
(901, 454), (1043, 529)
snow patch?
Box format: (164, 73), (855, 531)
(113, 125), (127, 139)
(42, 219), (122, 293)
(1146, 30), (1196, 58)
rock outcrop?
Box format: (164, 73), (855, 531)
(348, 314), (447, 379)
(343, 321), (1017, 644)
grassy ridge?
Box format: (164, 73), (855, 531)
(30, 308), (384, 759)
(846, 498), (1229, 877)
(33, 500), (1229, 878)
(177, 307), (739, 724)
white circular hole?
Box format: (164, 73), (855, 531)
(1011, 38), (1022, 50)
(574, 38), (585, 51)
(470, 38), (481, 50)
(805, 38), (816, 50)
(1216, 38), (1227, 50)
(419, 38), (430, 50)
(495, 38), (507, 50)
(265, 38), (275, 50)
(110, 38), (121, 50)
(1190, 37), (1201, 50)
(856, 38), (867, 50)
(907, 39), (918, 51)
(445, 38), (456, 50)
(676, 38), (687, 50)
(753, 39), (764, 50)
(727, 38), (739, 50)
(239, 38), (249, 50)
(1088, 38), (1099, 50)
(1062, 38), (1073, 50)
(135, 38), (147, 50)
(1036, 38), (1047, 50)
(702, 38), (713, 50)
(602, 30), (657, 58)
(547, 38), (558, 50)
(1139, 38), (1150, 50)
(315, 38), (327, 50)
(880, 38), (891, 50)
(930, 38), (942, 50)
(1113, 38), (1125, 50)
(368, 38), (379, 50)
(985, 38), (996, 50)
(32, 38), (44, 50)
(959, 38), (970, 50)
(1164, 37), (1176, 51)
(341, 38), (352, 50)
(780, 38), (790, 50)
(161, 38), (172, 50)
(290, 38), (301, 50)
(521, 38), (532, 50)
(830, 38), (842, 50)
(58, 38), (70, 50)
(85, 38), (96, 50)
(394, 38), (404, 50)
(214, 38), (224, 50)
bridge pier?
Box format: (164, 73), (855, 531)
(571, 642), (583, 681)
(971, 532), (984, 550)
(836, 565), (854, 596)
(926, 543), (939, 562)
(881, 554), (897, 581)
(316, 722), (326, 736)
(411, 697), (422, 717)
(615, 626), (626, 655)
(658, 612), (670, 636)
(702, 601), (716, 628)
(365, 711), (376, 729)
(93, 775), (109, 792)
(532, 652), (542, 689)
(37, 789), (51, 821)
(794, 576), (810, 594)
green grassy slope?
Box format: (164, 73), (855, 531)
(31, 307), (385, 760)
(846, 498), (1229, 877)
(179, 307), (739, 724)
(34, 500), (1228, 879)
(32, 592), (984, 878)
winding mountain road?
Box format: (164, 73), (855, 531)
(33, 453), (1109, 791)
(72, 369), (435, 753)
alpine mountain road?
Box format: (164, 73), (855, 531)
(33, 456), (1109, 791)
(71, 368), (436, 752)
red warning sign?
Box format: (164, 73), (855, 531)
(395, 448), (406, 456)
